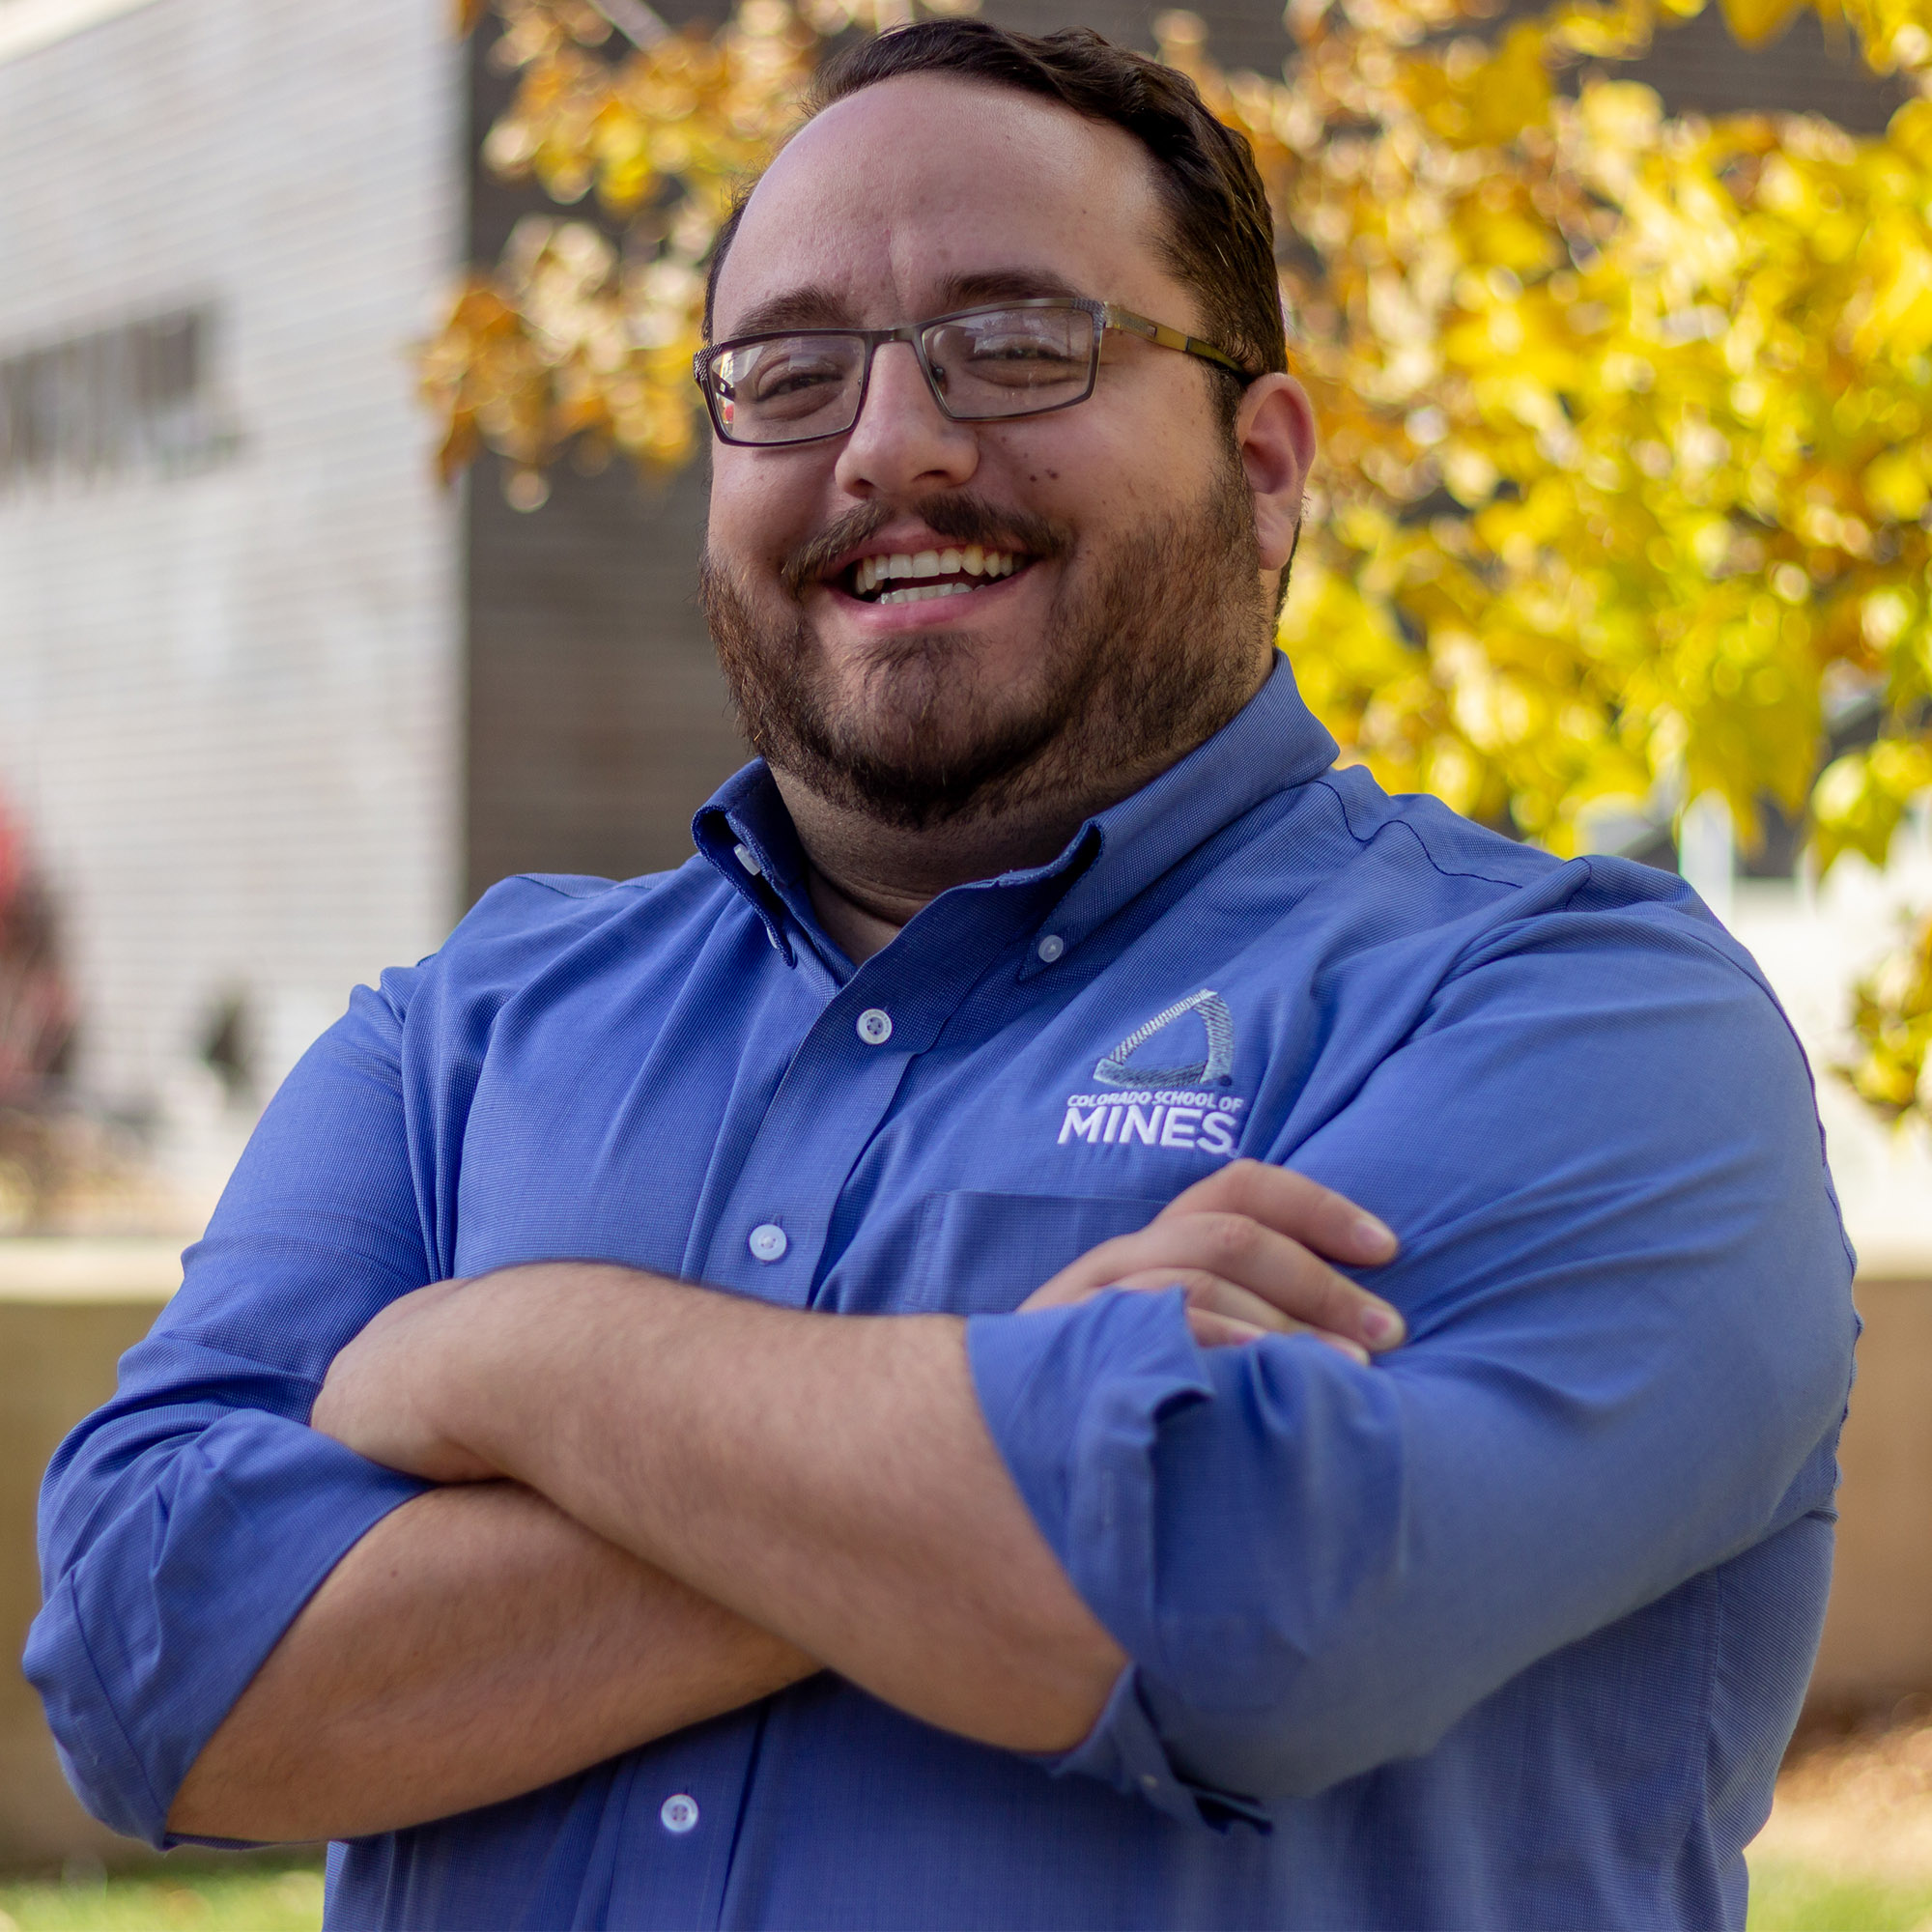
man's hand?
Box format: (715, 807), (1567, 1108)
(1020, 1158), (1403, 1360)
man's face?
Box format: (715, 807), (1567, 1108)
(702, 74), (1291, 831)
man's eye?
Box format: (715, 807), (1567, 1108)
(970, 335), (1071, 361)
(935, 318), (1089, 385)
(750, 360), (846, 402)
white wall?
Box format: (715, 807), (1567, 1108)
(0, 0), (461, 1182)
(1727, 812), (1932, 1278)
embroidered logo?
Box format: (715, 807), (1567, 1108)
(1059, 989), (1244, 1158)
(1094, 988), (1235, 1090)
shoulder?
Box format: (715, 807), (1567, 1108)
(1244, 771), (1832, 1205)
(1301, 765), (1775, 1000)
(469, 854), (734, 950)
(451, 861), (721, 944)
(1306, 766), (1561, 895)
(366, 858), (736, 1030)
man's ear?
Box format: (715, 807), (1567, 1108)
(1236, 373), (1317, 574)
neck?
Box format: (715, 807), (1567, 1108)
(788, 787), (1097, 965)
(775, 659), (1270, 965)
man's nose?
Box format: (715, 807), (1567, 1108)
(834, 340), (979, 497)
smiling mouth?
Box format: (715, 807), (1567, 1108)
(841, 545), (1033, 605)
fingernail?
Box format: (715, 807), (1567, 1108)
(1322, 1334), (1372, 1366)
(1361, 1306), (1405, 1346)
(1354, 1212), (1397, 1256)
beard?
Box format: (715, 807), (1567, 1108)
(700, 454), (1273, 833)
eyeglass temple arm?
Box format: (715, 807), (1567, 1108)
(1101, 304), (1251, 377)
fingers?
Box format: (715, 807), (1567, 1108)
(1018, 1166), (1406, 1357)
(1160, 1160), (1396, 1268)
(1135, 1213), (1404, 1349)
(1117, 1268), (1374, 1365)
(1109, 1266), (1309, 1338)
(1026, 1215), (1403, 1351)
(1180, 1305), (1370, 1364)
(1185, 1308), (1269, 1350)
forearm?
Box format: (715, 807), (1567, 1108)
(447, 1267), (1126, 1754)
(167, 1480), (815, 1842)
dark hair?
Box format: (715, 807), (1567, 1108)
(701, 19), (1286, 401)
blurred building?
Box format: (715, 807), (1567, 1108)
(0, 0), (1921, 1228)
(0, 0), (465, 1193)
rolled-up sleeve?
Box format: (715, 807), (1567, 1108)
(968, 914), (1858, 1825)
(25, 965), (446, 1847)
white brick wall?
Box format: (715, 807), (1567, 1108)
(0, 0), (462, 1152)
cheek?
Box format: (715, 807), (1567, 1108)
(995, 414), (1200, 526)
(709, 454), (818, 563)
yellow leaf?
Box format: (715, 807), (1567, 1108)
(1719, 0), (1805, 43)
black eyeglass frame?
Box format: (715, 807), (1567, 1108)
(693, 296), (1251, 447)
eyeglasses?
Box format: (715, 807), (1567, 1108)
(694, 297), (1250, 448)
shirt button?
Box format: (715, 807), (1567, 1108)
(748, 1223), (788, 1263)
(1037, 933), (1065, 963)
(661, 1792), (699, 1833)
(856, 1007), (894, 1046)
(732, 842), (762, 876)
(1141, 1774), (1160, 1793)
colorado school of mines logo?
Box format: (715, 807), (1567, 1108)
(1058, 989), (1245, 1159)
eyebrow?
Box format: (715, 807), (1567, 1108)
(720, 266), (1089, 341)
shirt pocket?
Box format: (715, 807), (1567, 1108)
(900, 1190), (1168, 1317)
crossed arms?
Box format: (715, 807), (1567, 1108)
(167, 1164), (1404, 1842)
(37, 930), (1852, 1851)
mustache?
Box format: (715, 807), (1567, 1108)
(778, 496), (1071, 598)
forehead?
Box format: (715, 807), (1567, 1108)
(713, 74), (1179, 335)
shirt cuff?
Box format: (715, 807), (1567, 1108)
(969, 1290), (1265, 1831)
(25, 1408), (429, 1847)
(1041, 1663), (1273, 1833)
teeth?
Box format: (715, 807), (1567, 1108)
(847, 548), (1024, 599)
(878, 582), (978, 605)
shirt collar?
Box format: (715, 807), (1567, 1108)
(692, 655), (1337, 972)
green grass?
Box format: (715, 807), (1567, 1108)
(0, 1855), (1924, 1930)
(1747, 1859), (1932, 1932)
(0, 1861), (323, 1932)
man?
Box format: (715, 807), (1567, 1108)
(30, 21), (1855, 1930)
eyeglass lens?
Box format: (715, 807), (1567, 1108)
(708, 305), (1098, 445)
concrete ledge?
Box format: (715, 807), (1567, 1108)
(0, 1239), (182, 1304)
(1808, 1274), (1932, 1713)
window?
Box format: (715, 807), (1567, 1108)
(0, 305), (238, 490)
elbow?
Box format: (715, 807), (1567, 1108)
(1156, 1704), (1438, 1804)
(897, 1615), (1129, 1756)
(1135, 1625), (1460, 1804)
(23, 1589), (172, 1848)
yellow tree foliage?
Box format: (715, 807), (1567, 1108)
(1838, 904), (1932, 1116)
(1188, 0), (1932, 863)
(421, 0), (1932, 1123)
(422, 0), (823, 500)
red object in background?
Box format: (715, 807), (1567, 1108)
(0, 794), (76, 1101)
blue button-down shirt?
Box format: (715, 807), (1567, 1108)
(29, 661), (1856, 1931)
